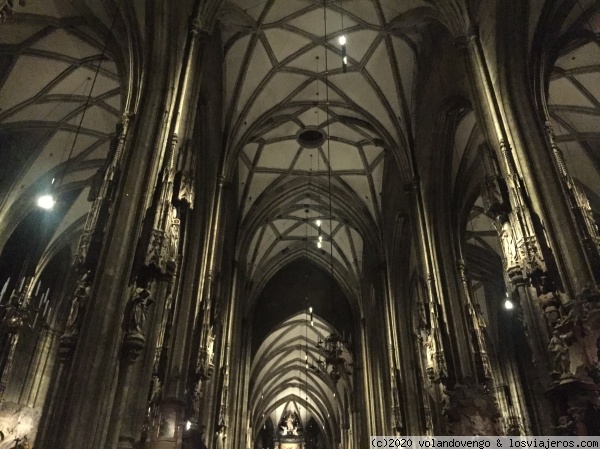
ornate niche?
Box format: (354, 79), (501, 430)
(276, 409), (304, 449)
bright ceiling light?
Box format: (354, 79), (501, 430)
(504, 299), (514, 310)
(37, 194), (55, 210)
(317, 241), (322, 249)
(316, 219), (321, 227)
(338, 35), (346, 46)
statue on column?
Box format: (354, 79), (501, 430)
(548, 330), (572, 380)
(64, 271), (91, 336)
(535, 275), (563, 327)
(500, 220), (519, 272)
(122, 287), (153, 336)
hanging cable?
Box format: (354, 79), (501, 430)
(55, 4), (122, 192)
(323, 0), (336, 334)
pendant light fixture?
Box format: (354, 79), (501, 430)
(310, 0), (352, 386)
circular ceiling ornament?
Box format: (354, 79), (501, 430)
(296, 127), (326, 148)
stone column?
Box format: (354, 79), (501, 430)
(381, 265), (404, 435)
(460, 26), (600, 432)
(141, 4), (223, 448)
(403, 180), (449, 385)
(34, 4), (180, 444)
(359, 316), (376, 443)
(459, 27), (597, 298)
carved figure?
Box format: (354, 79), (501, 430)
(286, 414), (295, 432)
(548, 330), (571, 377)
(500, 221), (519, 269)
(64, 271), (91, 335)
(122, 287), (153, 335)
(207, 327), (215, 367)
(150, 375), (161, 405)
(537, 276), (562, 326)
(425, 332), (436, 380)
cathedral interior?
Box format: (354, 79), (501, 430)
(0, 0), (599, 448)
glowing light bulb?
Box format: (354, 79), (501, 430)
(343, 56), (348, 65)
(37, 194), (55, 209)
(339, 35), (346, 46)
(316, 219), (321, 227)
(317, 241), (322, 249)
(309, 307), (313, 313)
(186, 421), (192, 430)
(504, 299), (514, 310)
(318, 235), (323, 242)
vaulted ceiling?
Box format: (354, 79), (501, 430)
(250, 313), (352, 448)
(0, 0), (124, 260)
(548, 36), (600, 206)
(222, 0), (435, 296)
(220, 0), (433, 439)
(0, 2), (598, 445)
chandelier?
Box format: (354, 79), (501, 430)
(304, 0), (354, 388)
(316, 332), (352, 384)
(0, 0), (25, 22)
(0, 278), (51, 402)
(0, 278), (50, 333)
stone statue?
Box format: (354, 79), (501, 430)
(64, 271), (91, 335)
(122, 287), (153, 336)
(207, 327), (215, 367)
(537, 276), (562, 327)
(548, 330), (571, 378)
(425, 332), (436, 380)
(281, 411), (298, 435)
(286, 413), (294, 432)
(150, 375), (161, 405)
(500, 221), (519, 270)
